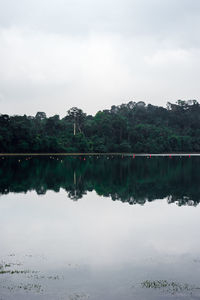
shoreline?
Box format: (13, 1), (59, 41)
(0, 153), (199, 156)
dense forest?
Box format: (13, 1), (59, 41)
(0, 156), (199, 206)
(1, 99), (200, 153)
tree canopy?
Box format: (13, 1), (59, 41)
(0, 100), (200, 153)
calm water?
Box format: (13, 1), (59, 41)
(0, 156), (200, 300)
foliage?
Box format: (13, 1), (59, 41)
(0, 100), (200, 153)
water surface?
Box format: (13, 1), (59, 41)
(0, 156), (200, 299)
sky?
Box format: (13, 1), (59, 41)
(0, 0), (200, 117)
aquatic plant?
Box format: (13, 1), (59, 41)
(141, 279), (200, 295)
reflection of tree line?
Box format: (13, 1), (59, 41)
(0, 156), (200, 206)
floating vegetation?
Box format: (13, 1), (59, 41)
(141, 280), (200, 295)
(0, 270), (11, 274)
(0, 259), (38, 276)
(2, 283), (43, 293)
(0, 256), (66, 297)
(0, 269), (38, 275)
(47, 275), (60, 280)
(0, 261), (22, 270)
(18, 283), (43, 293)
(69, 293), (90, 300)
(27, 274), (63, 280)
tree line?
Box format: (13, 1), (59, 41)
(0, 99), (200, 153)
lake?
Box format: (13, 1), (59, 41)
(0, 155), (200, 299)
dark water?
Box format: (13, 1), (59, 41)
(0, 156), (200, 299)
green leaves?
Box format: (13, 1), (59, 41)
(1, 100), (200, 153)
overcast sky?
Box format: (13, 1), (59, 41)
(0, 0), (200, 116)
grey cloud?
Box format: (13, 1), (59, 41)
(0, 0), (200, 116)
(1, 0), (200, 39)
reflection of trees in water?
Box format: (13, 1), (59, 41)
(0, 156), (200, 206)
(167, 195), (198, 206)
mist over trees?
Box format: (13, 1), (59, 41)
(0, 100), (200, 153)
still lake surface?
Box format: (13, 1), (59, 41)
(0, 155), (200, 299)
